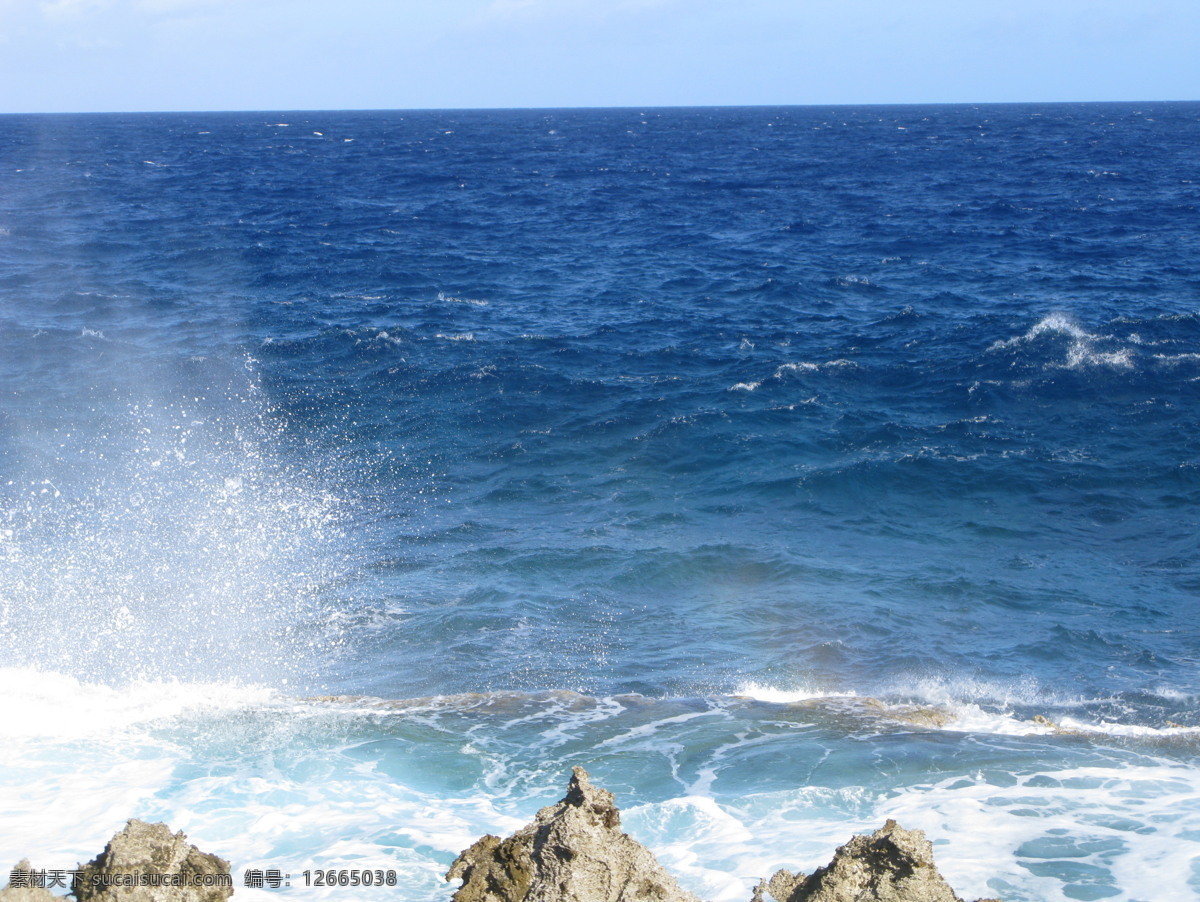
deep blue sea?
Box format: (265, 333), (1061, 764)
(1, 104), (1199, 901)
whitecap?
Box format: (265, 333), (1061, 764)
(988, 313), (1092, 351)
(1054, 717), (1200, 739)
(733, 682), (858, 703)
(1064, 344), (1134, 370)
(989, 314), (1136, 371)
(773, 362), (819, 376)
(437, 291), (488, 306)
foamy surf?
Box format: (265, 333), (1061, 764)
(733, 681), (859, 704)
(730, 679), (1198, 743)
(0, 667), (281, 741)
(2, 681), (1197, 900)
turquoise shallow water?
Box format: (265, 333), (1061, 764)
(1, 103), (1199, 900)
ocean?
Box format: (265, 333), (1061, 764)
(1, 103), (1198, 901)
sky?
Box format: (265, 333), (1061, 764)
(0, 0), (1197, 113)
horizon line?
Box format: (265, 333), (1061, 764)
(2, 98), (1198, 117)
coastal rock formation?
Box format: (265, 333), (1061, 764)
(446, 765), (702, 902)
(749, 819), (998, 902)
(0, 861), (55, 901)
(858, 699), (954, 729)
(6, 789), (999, 902)
(73, 820), (232, 902)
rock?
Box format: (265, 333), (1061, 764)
(1029, 715), (1085, 737)
(751, 819), (999, 902)
(446, 765), (703, 902)
(0, 860), (56, 901)
(874, 703), (954, 730)
(750, 870), (805, 902)
(73, 820), (232, 902)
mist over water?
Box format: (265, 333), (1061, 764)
(0, 318), (350, 687)
(1, 104), (1199, 900)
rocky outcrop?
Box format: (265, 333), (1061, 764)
(73, 820), (232, 902)
(1, 822), (230, 902)
(858, 699), (954, 730)
(0, 861), (56, 901)
(750, 819), (999, 902)
(446, 765), (702, 902)
(6, 781), (1000, 902)
(446, 769), (999, 902)
(750, 870), (806, 902)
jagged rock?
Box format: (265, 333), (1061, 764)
(73, 820), (232, 902)
(751, 819), (999, 902)
(0, 860), (56, 901)
(446, 765), (702, 902)
(750, 870), (805, 902)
